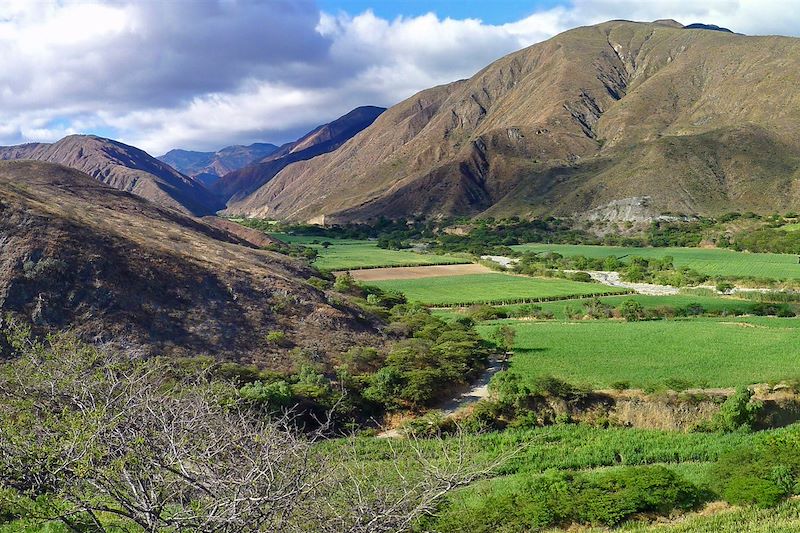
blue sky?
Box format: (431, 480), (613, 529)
(318, 0), (567, 24)
(0, 1), (795, 154)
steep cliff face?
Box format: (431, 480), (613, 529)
(0, 135), (221, 216)
(0, 161), (383, 367)
(234, 20), (800, 222)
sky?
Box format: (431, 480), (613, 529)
(0, 0), (798, 155)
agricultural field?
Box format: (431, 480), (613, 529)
(367, 273), (629, 306)
(270, 234), (467, 270)
(434, 293), (761, 320)
(477, 317), (800, 389)
(329, 424), (800, 532)
(511, 243), (800, 280)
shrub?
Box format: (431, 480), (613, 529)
(429, 466), (702, 531)
(570, 271), (593, 283)
(265, 330), (289, 347)
(698, 386), (762, 432)
(712, 438), (800, 507)
(619, 299), (645, 322)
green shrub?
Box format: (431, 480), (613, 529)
(619, 299), (645, 322)
(428, 466), (701, 531)
(265, 330), (289, 347)
(699, 386), (762, 432)
(712, 438), (800, 507)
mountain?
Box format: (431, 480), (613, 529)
(233, 20), (800, 223)
(217, 106), (385, 207)
(684, 23), (734, 33)
(0, 135), (221, 216)
(0, 160), (381, 366)
(158, 143), (279, 187)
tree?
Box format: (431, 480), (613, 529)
(491, 325), (516, 352)
(0, 324), (509, 533)
(619, 299), (645, 322)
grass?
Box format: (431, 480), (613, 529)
(434, 293), (759, 320)
(511, 243), (800, 280)
(367, 273), (629, 306)
(780, 223), (800, 232)
(477, 317), (800, 389)
(269, 234), (467, 270)
(330, 424), (800, 531)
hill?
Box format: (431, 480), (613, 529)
(217, 106), (385, 206)
(0, 135), (221, 216)
(158, 143), (279, 187)
(0, 161), (382, 367)
(233, 20), (800, 223)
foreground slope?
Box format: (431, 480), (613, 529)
(218, 106), (385, 206)
(158, 142), (279, 187)
(0, 135), (221, 216)
(0, 161), (381, 366)
(240, 20), (800, 222)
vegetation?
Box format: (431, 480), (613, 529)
(0, 326), (501, 532)
(510, 243), (800, 281)
(478, 317), (800, 389)
(273, 236), (466, 271)
(366, 273), (629, 306)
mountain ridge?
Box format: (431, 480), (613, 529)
(231, 20), (800, 223)
(158, 142), (280, 187)
(217, 105), (386, 207)
(0, 160), (382, 365)
(0, 134), (221, 216)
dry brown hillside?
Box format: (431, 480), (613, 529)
(217, 106), (385, 205)
(0, 135), (221, 216)
(233, 20), (800, 222)
(0, 161), (382, 367)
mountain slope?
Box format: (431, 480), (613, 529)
(0, 135), (221, 216)
(158, 143), (279, 187)
(217, 106), (385, 206)
(237, 20), (800, 222)
(0, 161), (382, 366)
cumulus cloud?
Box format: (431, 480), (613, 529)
(0, 0), (797, 155)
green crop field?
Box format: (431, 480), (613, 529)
(367, 273), (629, 306)
(511, 243), (800, 280)
(477, 317), (800, 389)
(324, 424), (800, 532)
(434, 293), (761, 320)
(269, 234), (467, 270)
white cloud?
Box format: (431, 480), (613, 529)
(0, 0), (796, 155)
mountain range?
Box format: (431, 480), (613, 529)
(227, 19), (800, 223)
(0, 135), (221, 216)
(158, 143), (279, 187)
(217, 105), (385, 207)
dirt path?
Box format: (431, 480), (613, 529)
(376, 357), (502, 438)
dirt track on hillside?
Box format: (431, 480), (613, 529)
(346, 263), (492, 281)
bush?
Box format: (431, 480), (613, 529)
(698, 386), (762, 432)
(429, 466), (702, 531)
(619, 299), (645, 322)
(570, 271), (593, 283)
(712, 437), (800, 507)
(265, 330), (289, 347)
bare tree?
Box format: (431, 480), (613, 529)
(0, 326), (512, 532)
